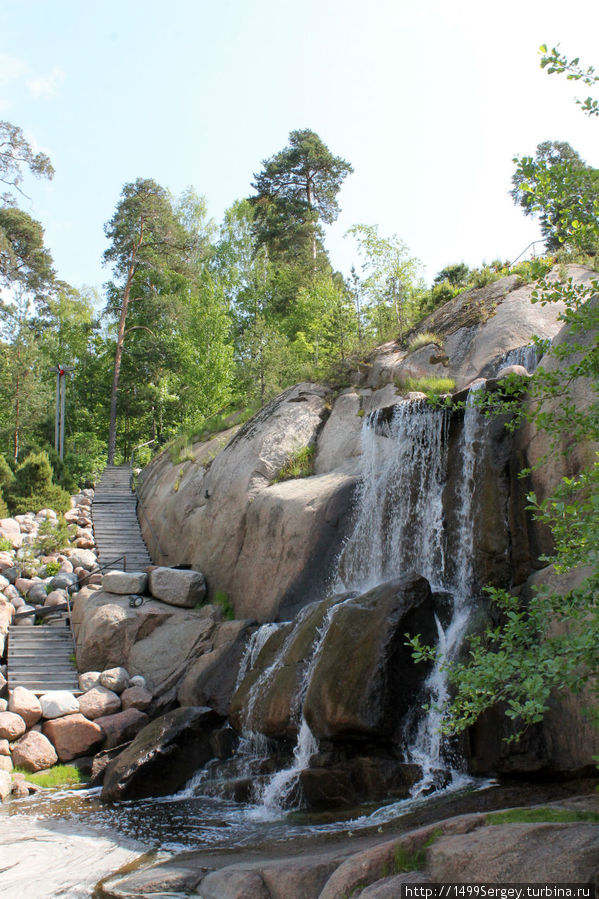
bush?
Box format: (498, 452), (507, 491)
(33, 517), (73, 554)
(0, 489), (8, 519)
(0, 455), (14, 491)
(6, 451), (71, 516)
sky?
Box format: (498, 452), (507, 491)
(1, 0), (598, 293)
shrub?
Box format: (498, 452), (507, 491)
(44, 560), (61, 576)
(7, 451), (71, 516)
(33, 517), (73, 554)
(0, 536), (12, 551)
(273, 445), (316, 483)
(0, 489), (9, 519)
(0, 455), (14, 490)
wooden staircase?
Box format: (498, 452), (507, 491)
(92, 465), (153, 571)
(7, 623), (80, 695)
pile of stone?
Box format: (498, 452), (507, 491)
(0, 491), (100, 653)
(0, 666), (153, 802)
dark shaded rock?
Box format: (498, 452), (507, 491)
(101, 706), (222, 801)
(177, 620), (253, 715)
(90, 743), (131, 786)
(303, 577), (437, 741)
(95, 708), (150, 749)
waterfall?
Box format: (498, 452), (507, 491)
(337, 399), (450, 593)
(492, 342), (542, 375)
(405, 385), (483, 794)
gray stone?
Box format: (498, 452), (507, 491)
(99, 667), (130, 694)
(148, 567), (206, 608)
(50, 572), (79, 591)
(78, 671), (101, 692)
(39, 691), (80, 719)
(129, 675), (147, 689)
(78, 686), (122, 720)
(27, 583), (48, 604)
(102, 570), (148, 595)
(68, 549), (97, 570)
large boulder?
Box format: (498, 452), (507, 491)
(0, 711), (26, 740)
(102, 570), (148, 595)
(43, 713), (104, 761)
(39, 691), (79, 719)
(95, 708), (150, 748)
(78, 686), (121, 720)
(11, 730), (57, 772)
(148, 567), (206, 608)
(8, 687), (42, 728)
(303, 577), (439, 741)
(101, 706), (222, 801)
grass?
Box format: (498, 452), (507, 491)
(15, 764), (85, 788)
(272, 445), (316, 484)
(214, 589), (235, 620)
(400, 376), (456, 398)
(487, 807), (599, 825)
(407, 331), (443, 353)
(0, 537), (13, 551)
(168, 402), (262, 464)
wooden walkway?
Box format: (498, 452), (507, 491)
(92, 465), (153, 571)
(7, 623), (80, 695)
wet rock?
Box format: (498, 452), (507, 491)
(101, 706), (221, 801)
(99, 667), (130, 694)
(43, 713), (104, 761)
(177, 619), (253, 715)
(0, 711), (26, 740)
(78, 686), (122, 720)
(11, 731), (58, 772)
(95, 708), (149, 748)
(40, 691), (79, 719)
(303, 576), (438, 741)
(8, 686), (42, 728)
(102, 570), (148, 595)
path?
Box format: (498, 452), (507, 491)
(91, 464), (153, 572)
(7, 623), (80, 695)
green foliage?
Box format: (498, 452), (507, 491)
(33, 516), (73, 554)
(0, 536), (12, 551)
(62, 432), (106, 489)
(214, 589), (235, 620)
(273, 445), (316, 483)
(540, 45), (599, 118)
(0, 454), (14, 489)
(44, 560), (61, 576)
(487, 807), (599, 825)
(15, 764), (84, 788)
(6, 451), (71, 515)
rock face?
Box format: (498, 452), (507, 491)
(101, 706), (222, 801)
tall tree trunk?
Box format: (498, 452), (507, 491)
(107, 217), (144, 465)
(13, 370), (20, 465)
(306, 179), (317, 262)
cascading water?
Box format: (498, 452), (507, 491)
(492, 342), (543, 375)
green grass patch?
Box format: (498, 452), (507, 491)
(214, 589), (235, 620)
(15, 764), (85, 788)
(407, 331), (443, 353)
(272, 445), (316, 484)
(400, 376), (456, 398)
(487, 807), (599, 825)
(0, 536), (12, 551)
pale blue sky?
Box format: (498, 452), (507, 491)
(1, 0), (598, 291)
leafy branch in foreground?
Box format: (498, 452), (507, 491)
(540, 44), (599, 118)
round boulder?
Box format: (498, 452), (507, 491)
(78, 671), (101, 692)
(121, 686), (152, 712)
(11, 730), (58, 772)
(40, 691), (80, 720)
(8, 686), (42, 728)
(0, 711), (26, 740)
(99, 667), (130, 694)
(78, 686), (121, 720)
